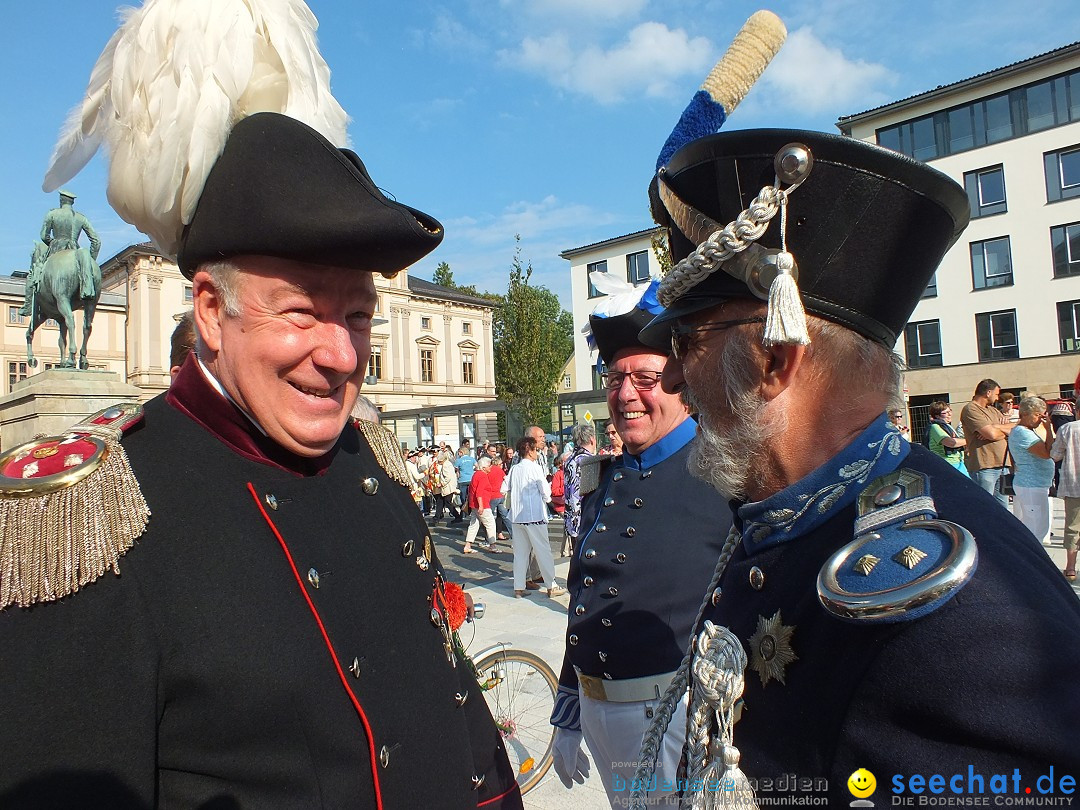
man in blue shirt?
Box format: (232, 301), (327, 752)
(452, 443), (476, 523)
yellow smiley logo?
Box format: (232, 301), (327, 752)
(847, 768), (877, 798)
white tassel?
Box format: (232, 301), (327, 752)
(699, 744), (756, 810)
(763, 251), (809, 346)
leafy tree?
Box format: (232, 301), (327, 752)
(493, 236), (573, 427)
(432, 261), (455, 287)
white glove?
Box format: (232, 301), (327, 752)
(552, 727), (590, 789)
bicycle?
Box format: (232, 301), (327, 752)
(464, 603), (558, 796)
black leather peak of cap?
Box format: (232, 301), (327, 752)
(649, 129), (970, 346)
(177, 112), (443, 278)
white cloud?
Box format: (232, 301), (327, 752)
(420, 9), (488, 57)
(447, 195), (617, 246)
(502, 22), (714, 104)
(759, 27), (897, 115)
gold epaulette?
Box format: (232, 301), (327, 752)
(355, 419), (411, 488)
(0, 403), (150, 611)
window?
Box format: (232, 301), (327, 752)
(461, 353), (474, 385)
(587, 260), (608, 298)
(8, 361), (27, 392)
(560, 403), (574, 421)
(1051, 222), (1080, 278)
(367, 346), (383, 380)
(964, 166), (1006, 218)
(420, 348), (434, 382)
(922, 273), (938, 299)
(975, 310), (1019, 361)
(183, 285), (193, 304)
(7, 306), (25, 326)
(462, 321), (471, 335)
(1057, 300), (1080, 353)
(563, 374), (572, 390)
(970, 237), (1012, 289)
(903, 320), (943, 368)
(626, 250), (650, 284)
(374, 295), (381, 313)
(1045, 145), (1080, 202)
(421, 316), (431, 330)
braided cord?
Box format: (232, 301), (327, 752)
(658, 186), (782, 308)
(628, 525), (742, 809)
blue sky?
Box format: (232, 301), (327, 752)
(2, 0), (1079, 309)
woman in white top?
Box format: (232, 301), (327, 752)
(502, 436), (566, 598)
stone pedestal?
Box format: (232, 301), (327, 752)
(0, 369), (143, 451)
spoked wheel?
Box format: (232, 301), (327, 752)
(473, 647), (558, 795)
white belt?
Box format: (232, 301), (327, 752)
(576, 668), (677, 703)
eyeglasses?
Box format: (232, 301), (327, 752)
(600, 370), (663, 391)
(670, 317), (767, 359)
(605, 429), (618, 435)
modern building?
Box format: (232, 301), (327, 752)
(837, 41), (1080, 427)
(2, 245), (497, 428)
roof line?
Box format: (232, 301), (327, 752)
(560, 227), (660, 259)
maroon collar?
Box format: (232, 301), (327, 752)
(165, 354), (335, 476)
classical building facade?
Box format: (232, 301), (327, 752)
(1, 245), (496, 418)
(838, 42), (1080, 420)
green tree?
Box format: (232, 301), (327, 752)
(650, 227), (673, 276)
(432, 261), (455, 287)
(493, 236), (573, 427)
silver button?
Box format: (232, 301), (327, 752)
(416, 556), (430, 571)
(598, 651), (608, 662)
(711, 587), (722, 606)
(749, 566), (765, 590)
(575, 604), (586, 616)
(349, 657), (361, 678)
(873, 484), (904, 507)
(626, 526), (636, 537)
(362, 477), (379, 495)
(584, 576), (594, 587)
(642, 470), (652, 479)
(633, 498), (643, 508)
(102, 407), (123, 420)
(454, 691), (468, 707)
(471, 774), (486, 790)
(265, 493), (278, 510)
(603, 497), (615, 507)
(569, 633), (579, 646)
(431, 608), (443, 627)
(616, 553), (627, 563)
(601, 618), (612, 627)
(379, 745), (391, 768)
(585, 549), (597, 559)
(608, 587), (618, 596)
(402, 540), (415, 557)
(307, 568), (320, 589)
(603, 672), (613, 680)
(595, 524), (607, 533)
(613, 472), (624, 481)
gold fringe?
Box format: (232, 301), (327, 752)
(356, 420), (411, 488)
(0, 437), (150, 610)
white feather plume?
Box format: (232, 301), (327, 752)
(42, 0), (349, 257)
(588, 271), (653, 318)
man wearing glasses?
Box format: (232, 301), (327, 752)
(549, 281), (733, 807)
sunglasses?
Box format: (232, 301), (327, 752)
(670, 317), (767, 359)
(600, 370), (663, 391)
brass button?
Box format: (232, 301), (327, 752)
(362, 477), (379, 495)
(873, 484), (903, 507)
(601, 618), (612, 627)
(402, 540), (415, 557)
(575, 604), (585, 616)
(349, 657), (361, 678)
(603, 497), (615, 507)
(307, 568), (320, 589)
(633, 498), (643, 508)
(608, 587), (618, 597)
(585, 549), (597, 559)
(265, 493), (278, 510)
(569, 633), (579, 646)
(711, 587), (722, 606)
(749, 566), (765, 590)
(584, 576), (594, 587)
(613, 472), (624, 481)
(626, 527), (636, 537)
(616, 553), (627, 563)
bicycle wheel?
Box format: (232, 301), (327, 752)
(473, 647), (557, 795)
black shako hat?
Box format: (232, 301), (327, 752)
(639, 129), (970, 349)
(177, 112), (443, 279)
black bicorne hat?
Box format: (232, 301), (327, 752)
(589, 308), (661, 366)
(640, 129), (970, 349)
(178, 112), (443, 279)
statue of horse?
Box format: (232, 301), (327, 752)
(25, 241), (102, 370)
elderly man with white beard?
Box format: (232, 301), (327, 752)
(627, 127), (1080, 807)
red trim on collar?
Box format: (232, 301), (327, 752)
(247, 482), (385, 810)
(166, 354), (334, 476)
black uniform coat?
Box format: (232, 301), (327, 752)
(0, 359), (521, 810)
(700, 439), (1080, 805)
(558, 417), (733, 692)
